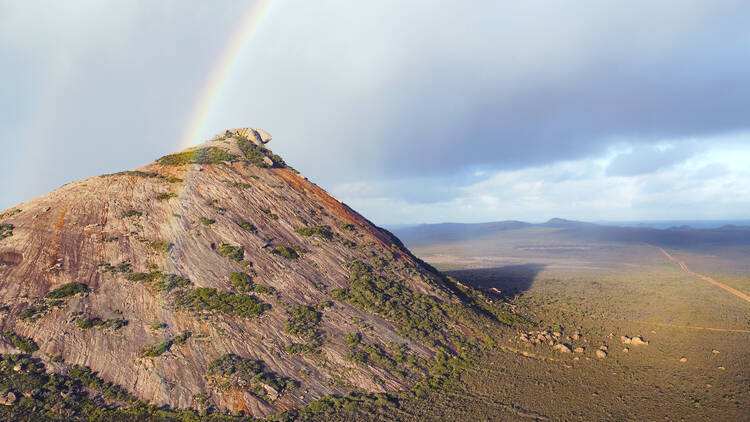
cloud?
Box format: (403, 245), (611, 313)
(605, 144), (700, 176)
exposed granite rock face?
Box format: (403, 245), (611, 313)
(0, 129), (466, 417)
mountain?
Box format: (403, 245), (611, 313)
(393, 218), (750, 252)
(0, 128), (498, 419)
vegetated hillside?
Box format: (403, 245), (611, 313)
(0, 128), (509, 420)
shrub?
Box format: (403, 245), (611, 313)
(342, 239), (357, 248)
(173, 331), (191, 345)
(0, 223), (13, 241)
(177, 287), (269, 318)
(340, 223), (355, 231)
(259, 207), (279, 220)
(294, 225), (332, 240)
(141, 340), (173, 357)
(253, 284), (275, 296)
(272, 246), (298, 259)
(219, 244), (244, 261)
(236, 220), (257, 232)
(166, 177), (183, 183)
(236, 137), (287, 168)
(124, 210), (142, 218)
(157, 147), (239, 165)
(149, 241), (173, 253)
(156, 192), (176, 201)
(98, 261), (132, 274)
(199, 217), (216, 225)
(45, 282), (89, 299)
(19, 304), (47, 322)
(207, 353), (296, 398)
(233, 182), (251, 189)
(230, 272), (254, 293)
(127, 271), (163, 282)
(3, 332), (39, 353)
(153, 274), (192, 292)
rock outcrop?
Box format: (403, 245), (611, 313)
(0, 129), (487, 417)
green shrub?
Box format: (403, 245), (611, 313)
(141, 340), (173, 357)
(3, 332), (39, 353)
(149, 240), (173, 254)
(124, 210), (142, 218)
(0, 223), (13, 241)
(253, 284), (275, 296)
(19, 304), (48, 322)
(68, 365), (136, 402)
(236, 220), (257, 232)
(294, 225), (332, 240)
(272, 246), (298, 259)
(207, 353), (296, 399)
(219, 244), (244, 261)
(166, 177), (183, 183)
(153, 274), (192, 292)
(45, 282), (89, 299)
(98, 261), (132, 274)
(157, 147), (239, 165)
(342, 239), (357, 248)
(233, 181), (251, 189)
(236, 137), (287, 168)
(334, 260), (447, 341)
(259, 207), (279, 220)
(199, 217), (216, 225)
(173, 331), (191, 345)
(156, 192), (176, 201)
(340, 223), (355, 231)
(345, 332), (362, 347)
(177, 287), (269, 318)
(230, 272), (254, 293)
(127, 271), (163, 282)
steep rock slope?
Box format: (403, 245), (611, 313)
(0, 129), (490, 417)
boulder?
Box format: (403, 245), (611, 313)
(631, 336), (648, 346)
(595, 350), (607, 359)
(553, 344), (571, 353)
(0, 391), (16, 406)
(620, 335), (631, 345)
(573, 347), (584, 353)
(679, 357), (687, 363)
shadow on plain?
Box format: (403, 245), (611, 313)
(446, 263), (546, 298)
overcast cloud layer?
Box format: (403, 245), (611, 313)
(1, 1), (749, 224)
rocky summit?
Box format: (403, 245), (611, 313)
(0, 129), (500, 418)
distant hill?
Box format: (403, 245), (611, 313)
(392, 218), (750, 250)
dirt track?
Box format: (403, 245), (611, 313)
(659, 247), (750, 304)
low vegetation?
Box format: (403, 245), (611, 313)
(331, 260), (447, 341)
(229, 271), (254, 293)
(124, 209), (142, 218)
(176, 287), (269, 318)
(199, 217), (216, 225)
(3, 332), (39, 353)
(236, 136), (287, 168)
(207, 353), (297, 401)
(141, 331), (191, 357)
(260, 207), (278, 220)
(156, 147), (239, 166)
(236, 220), (257, 232)
(128, 271), (191, 292)
(149, 240), (173, 254)
(75, 316), (128, 330)
(218, 244), (244, 261)
(295, 225), (333, 240)
(272, 246), (299, 259)
(0, 223), (13, 241)
(156, 192), (176, 201)
(45, 282), (89, 299)
(284, 305), (324, 351)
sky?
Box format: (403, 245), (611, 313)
(1, 1), (749, 225)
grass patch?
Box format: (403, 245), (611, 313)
(272, 246), (298, 259)
(177, 287), (269, 318)
(3, 332), (39, 353)
(75, 317), (128, 330)
(295, 225), (333, 240)
(156, 147), (239, 166)
(45, 282), (89, 299)
(199, 217), (216, 225)
(218, 244), (244, 261)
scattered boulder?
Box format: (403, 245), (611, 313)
(595, 350), (607, 359)
(622, 348), (629, 353)
(0, 391), (16, 406)
(711, 349), (720, 354)
(680, 357), (687, 363)
(573, 347), (584, 354)
(553, 344), (571, 353)
(599, 345), (608, 351)
(620, 335), (631, 345)
(717, 366), (726, 371)
(630, 336), (649, 346)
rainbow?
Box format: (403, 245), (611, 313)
(178, 0), (275, 150)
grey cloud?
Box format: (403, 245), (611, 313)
(606, 144), (699, 177)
